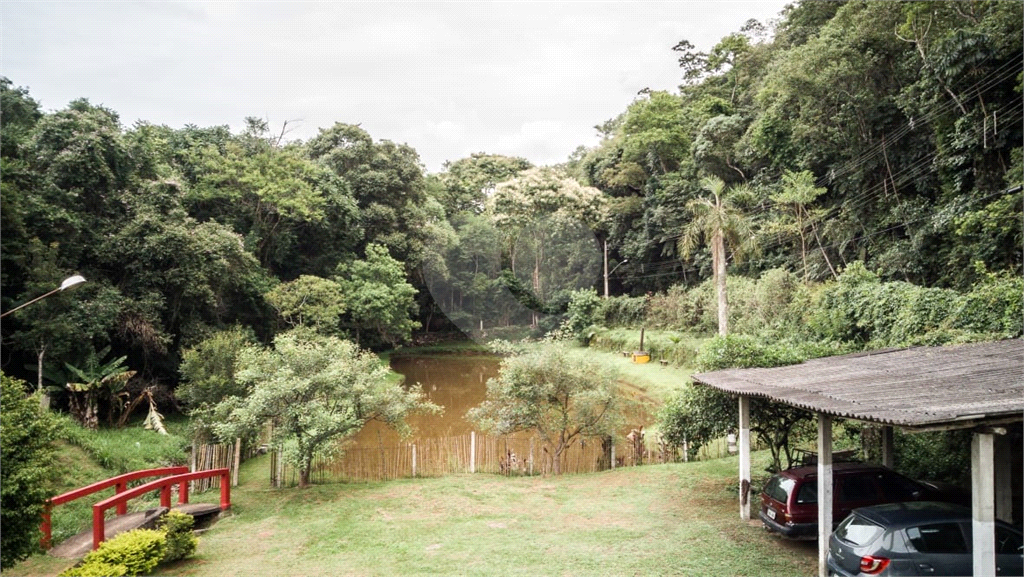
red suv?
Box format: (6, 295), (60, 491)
(759, 462), (969, 539)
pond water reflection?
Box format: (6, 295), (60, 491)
(351, 355), (500, 448)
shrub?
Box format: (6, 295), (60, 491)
(562, 288), (603, 343)
(694, 334), (806, 372)
(1, 373), (61, 570)
(62, 529), (165, 577)
(59, 561), (128, 577)
(600, 294), (648, 327)
(804, 261), (1024, 348)
(157, 510), (197, 563)
(946, 269), (1023, 338)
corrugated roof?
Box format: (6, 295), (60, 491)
(690, 339), (1024, 429)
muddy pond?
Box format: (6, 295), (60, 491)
(350, 355), (501, 448)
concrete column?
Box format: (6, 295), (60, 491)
(994, 434), (1012, 523)
(738, 396), (751, 521)
(972, 432), (995, 577)
(817, 414), (833, 577)
(880, 426), (894, 468)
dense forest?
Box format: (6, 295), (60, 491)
(2, 1), (1021, 414)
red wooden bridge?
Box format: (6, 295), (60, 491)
(43, 467), (231, 558)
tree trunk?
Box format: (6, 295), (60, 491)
(299, 456), (312, 488)
(37, 346), (49, 411)
(713, 231), (729, 336)
(84, 397), (99, 430)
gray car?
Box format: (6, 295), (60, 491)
(827, 502), (1023, 576)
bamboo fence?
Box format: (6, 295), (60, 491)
(270, 430), (752, 486)
(190, 439), (243, 492)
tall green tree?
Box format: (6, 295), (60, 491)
(307, 123), (430, 268)
(336, 244), (419, 348)
(435, 153), (532, 216)
(177, 326), (257, 441)
(769, 170), (836, 282)
(264, 275), (346, 335)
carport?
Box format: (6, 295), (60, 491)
(691, 339), (1023, 577)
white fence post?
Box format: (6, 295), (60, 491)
(470, 431), (476, 474)
(412, 443), (417, 478)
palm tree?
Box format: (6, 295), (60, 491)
(678, 176), (756, 335)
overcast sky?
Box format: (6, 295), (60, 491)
(2, 1), (790, 173)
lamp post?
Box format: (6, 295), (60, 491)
(2, 275), (86, 409)
(1, 275), (86, 318)
(603, 240), (628, 298)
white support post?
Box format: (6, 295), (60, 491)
(972, 432), (996, 577)
(880, 426), (894, 468)
(738, 396), (751, 521)
(470, 431), (476, 474)
(412, 444), (417, 478)
(994, 434), (1012, 523)
(817, 414), (833, 577)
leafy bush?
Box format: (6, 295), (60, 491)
(61, 529), (166, 577)
(1, 373), (61, 570)
(59, 561), (128, 577)
(694, 334), (806, 372)
(644, 270), (804, 338)
(946, 269), (1023, 338)
(562, 288), (603, 343)
(600, 294), (648, 327)
(806, 261), (1022, 348)
(157, 510), (197, 563)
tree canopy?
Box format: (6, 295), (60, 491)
(0, 0), (1019, 412)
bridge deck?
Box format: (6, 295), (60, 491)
(49, 503), (222, 559)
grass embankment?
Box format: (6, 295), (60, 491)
(13, 450), (815, 577)
(42, 415), (192, 546)
(588, 328), (709, 371)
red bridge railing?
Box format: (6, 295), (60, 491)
(41, 467), (188, 549)
(91, 468), (230, 550)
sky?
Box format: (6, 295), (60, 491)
(2, 1), (791, 174)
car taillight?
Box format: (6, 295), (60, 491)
(859, 555), (890, 574)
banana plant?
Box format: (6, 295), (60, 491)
(64, 347), (136, 430)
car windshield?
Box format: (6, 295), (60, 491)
(835, 514), (883, 546)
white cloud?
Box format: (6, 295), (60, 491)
(1, 1), (790, 172)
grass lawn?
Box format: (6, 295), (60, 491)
(11, 450), (815, 577)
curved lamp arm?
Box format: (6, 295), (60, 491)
(1, 275), (87, 318)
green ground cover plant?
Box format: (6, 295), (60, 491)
(57, 414), (190, 474)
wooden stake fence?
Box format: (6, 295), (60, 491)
(190, 439), (242, 492)
(270, 431), (733, 486)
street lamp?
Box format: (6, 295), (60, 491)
(603, 256), (628, 298)
(1, 275), (87, 318)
